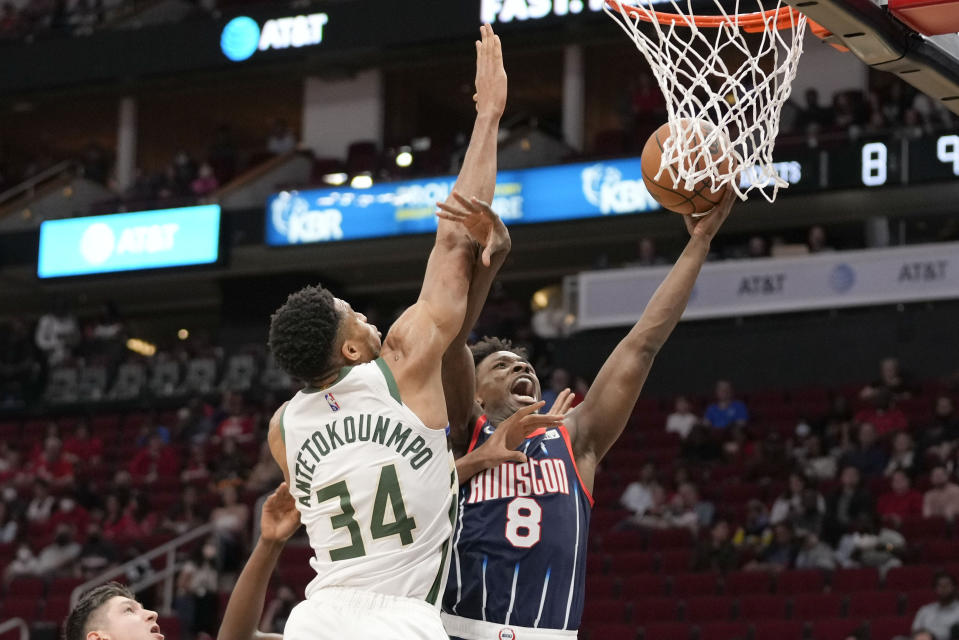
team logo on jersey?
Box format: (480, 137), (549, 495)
(542, 429), (561, 440)
(498, 629), (516, 640)
(483, 425), (495, 436)
(324, 393), (340, 412)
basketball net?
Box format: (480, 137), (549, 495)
(606, 0), (807, 202)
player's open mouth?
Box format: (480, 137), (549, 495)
(151, 624), (163, 639)
(510, 376), (537, 405)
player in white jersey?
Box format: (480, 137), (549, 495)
(265, 25), (515, 640)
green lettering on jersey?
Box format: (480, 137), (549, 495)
(315, 480), (366, 561)
(342, 416), (357, 443)
(357, 414), (371, 441)
(372, 416), (390, 444)
(385, 423), (411, 452)
(311, 430), (330, 456)
(370, 464), (416, 546)
(325, 422), (345, 450)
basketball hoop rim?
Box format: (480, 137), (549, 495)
(605, 0), (802, 33)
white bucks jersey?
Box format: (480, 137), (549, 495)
(282, 358), (457, 606)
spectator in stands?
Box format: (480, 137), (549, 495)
(128, 434), (178, 483)
(747, 235), (769, 259)
(912, 572), (959, 640)
(190, 162), (219, 197)
(246, 441), (284, 494)
(628, 237), (667, 267)
(0, 444), (23, 488)
(0, 318), (43, 407)
(747, 431), (790, 482)
(886, 432), (918, 477)
(63, 420), (103, 468)
(215, 391), (255, 444)
(746, 522), (797, 573)
(733, 499), (771, 556)
(879, 469), (924, 526)
(262, 584), (298, 634)
(824, 465), (876, 545)
(50, 495), (89, 534)
(636, 482), (710, 533)
(34, 299), (79, 365)
(793, 488), (828, 538)
(682, 423), (723, 463)
(692, 518), (740, 572)
(771, 473), (824, 526)
(862, 357), (914, 401)
(136, 413), (172, 446)
(210, 484), (249, 571)
(175, 539), (221, 640)
(840, 422), (889, 477)
(703, 380), (749, 430)
(214, 436), (250, 483)
(666, 396), (698, 440)
(3, 542), (39, 583)
(807, 225), (833, 253)
(799, 434), (839, 481)
(541, 367), (570, 410)
(833, 93), (861, 137)
(30, 435), (75, 488)
(913, 631), (936, 640)
(172, 150), (198, 194)
(620, 462), (660, 518)
(100, 493), (126, 540)
(162, 485), (207, 536)
(923, 465), (959, 520)
(920, 396), (959, 463)
(25, 478), (55, 526)
(798, 89), (832, 133)
(836, 513), (905, 574)
(267, 118), (297, 155)
(35, 522), (82, 576)
(855, 389), (909, 437)
(180, 442), (212, 486)
(77, 522), (116, 578)
(795, 532), (837, 570)
(0, 499), (17, 543)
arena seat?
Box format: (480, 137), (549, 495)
(584, 623), (638, 640)
(683, 596), (734, 622)
(580, 598), (629, 625)
(658, 550), (694, 573)
(696, 621), (750, 640)
(810, 617), (864, 640)
(7, 575), (45, 598)
(869, 615), (913, 639)
(737, 594), (787, 621)
(847, 590), (900, 617)
(622, 574), (667, 598)
(792, 593), (844, 620)
(831, 567), (881, 592)
(886, 565), (939, 591)
(723, 570), (772, 595)
(671, 573), (719, 597)
(614, 552), (658, 574)
(751, 620), (805, 640)
(777, 569), (826, 594)
(639, 621), (691, 640)
(631, 597), (681, 622)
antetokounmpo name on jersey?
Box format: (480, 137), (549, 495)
(467, 457), (571, 504)
(293, 414), (434, 506)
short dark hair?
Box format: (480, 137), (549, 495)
(64, 582), (136, 640)
(934, 570), (957, 588)
(269, 285), (341, 381)
(470, 336), (529, 368)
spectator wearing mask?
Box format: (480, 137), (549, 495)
(703, 380), (749, 429)
(78, 523), (116, 578)
(692, 519), (740, 573)
(795, 533), (837, 570)
(175, 540), (221, 639)
(771, 473), (823, 525)
(923, 466), (959, 519)
(835, 513), (905, 574)
(879, 470), (923, 527)
(919, 396), (959, 463)
(886, 432), (918, 477)
(855, 389), (909, 437)
(912, 572), (959, 640)
(35, 523), (82, 577)
(840, 422), (889, 477)
(666, 396), (698, 440)
(801, 435), (839, 482)
(25, 479), (56, 526)
(824, 465), (876, 545)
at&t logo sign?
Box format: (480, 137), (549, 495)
(221, 13), (329, 62)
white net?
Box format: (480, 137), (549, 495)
(605, 0), (807, 202)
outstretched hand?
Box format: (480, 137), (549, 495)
(684, 186), (737, 241)
(547, 388), (575, 417)
(260, 482), (301, 544)
(480, 401), (564, 467)
(436, 191), (510, 267)
(474, 23), (507, 118)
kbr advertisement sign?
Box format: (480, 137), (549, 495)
(38, 205), (221, 278)
(265, 158), (662, 246)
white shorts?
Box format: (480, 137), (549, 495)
(441, 613), (578, 640)
(284, 587), (449, 640)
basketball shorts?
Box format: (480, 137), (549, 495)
(441, 613), (579, 640)
(285, 587), (449, 640)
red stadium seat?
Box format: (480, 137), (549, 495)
(658, 550), (694, 573)
(587, 575), (620, 598)
(847, 590), (899, 617)
(603, 529), (644, 551)
(632, 597), (682, 623)
(869, 615), (913, 639)
(920, 540), (957, 563)
(723, 570), (772, 595)
(8, 576), (45, 598)
(752, 620), (805, 640)
(777, 569), (826, 594)
(671, 573), (719, 597)
(886, 565), (939, 592)
(581, 599), (629, 625)
(615, 552), (658, 574)
(810, 618), (864, 640)
(647, 528), (695, 551)
(903, 589), (935, 615)
(831, 567), (881, 592)
(683, 596), (734, 622)
(792, 593), (844, 620)
(49, 576), (86, 597)
(1, 598), (39, 620)
(639, 622), (692, 640)
(41, 596), (72, 623)
(622, 575), (668, 598)
(583, 623), (638, 640)
(737, 595), (788, 621)
(696, 621), (750, 640)
(899, 516), (949, 541)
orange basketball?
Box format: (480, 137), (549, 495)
(641, 119), (732, 215)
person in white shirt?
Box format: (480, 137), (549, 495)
(620, 462), (659, 516)
(666, 395), (698, 439)
(913, 572), (959, 640)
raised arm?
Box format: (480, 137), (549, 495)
(381, 25), (507, 426)
(218, 482), (301, 640)
(566, 190), (737, 488)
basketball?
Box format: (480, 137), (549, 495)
(641, 119), (732, 215)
